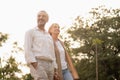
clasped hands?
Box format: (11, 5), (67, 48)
(54, 69), (60, 80)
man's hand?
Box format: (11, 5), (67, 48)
(54, 71), (60, 80)
(31, 62), (38, 69)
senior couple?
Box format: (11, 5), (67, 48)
(24, 10), (79, 80)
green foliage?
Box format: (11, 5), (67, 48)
(0, 32), (8, 46)
(21, 73), (34, 80)
(0, 32), (33, 80)
(92, 38), (103, 45)
(66, 6), (120, 80)
(0, 56), (33, 80)
(0, 57), (21, 80)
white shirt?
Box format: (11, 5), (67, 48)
(55, 40), (67, 70)
(24, 27), (57, 68)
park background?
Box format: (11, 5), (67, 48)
(0, 0), (120, 80)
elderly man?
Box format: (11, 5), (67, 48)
(24, 10), (57, 80)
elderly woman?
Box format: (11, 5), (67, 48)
(48, 23), (79, 80)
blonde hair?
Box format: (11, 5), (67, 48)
(48, 23), (60, 35)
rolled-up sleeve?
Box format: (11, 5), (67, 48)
(24, 30), (37, 64)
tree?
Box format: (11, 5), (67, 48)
(0, 56), (21, 80)
(0, 32), (22, 80)
(66, 6), (120, 80)
(0, 32), (8, 46)
(0, 32), (33, 80)
(21, 73), (33, 80)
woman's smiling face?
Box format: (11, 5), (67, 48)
(49, 23), (60, 35)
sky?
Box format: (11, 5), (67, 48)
(0, 0), (120, 76)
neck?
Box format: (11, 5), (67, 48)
(52, 34), (59, 41)
(38, 26), (45, 31)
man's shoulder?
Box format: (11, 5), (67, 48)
(26, 27), (36, 33)
(24, 28), (36, 37)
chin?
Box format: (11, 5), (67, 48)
(38, 23), (45, 26)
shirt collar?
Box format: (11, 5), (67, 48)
(34, 27), (48, 33)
